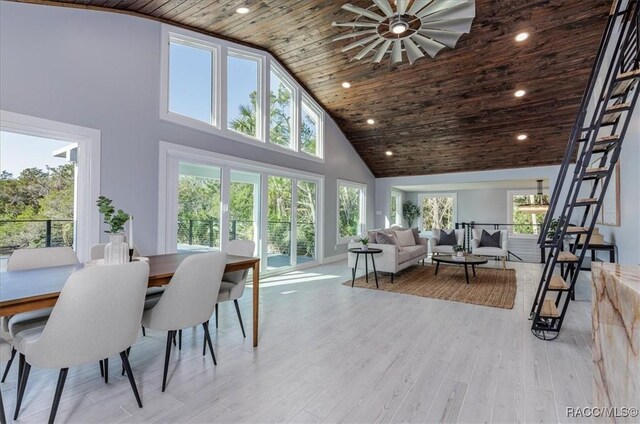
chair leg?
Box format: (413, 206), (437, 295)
(1, 347), (16, 383)
(502, 257), (506, 270)
(99, 360), (104, 378)
(233, 299), (246, 338)
(172, 331), (176, 347)
(121, 347), (131, 376)
(48, 368), (68, 424)
(141, 325), (146, 337)
(162, 331), (173, 392)
(14, 356), (31, 420)
(178, 329), (182, 351)
(103, 358), (109, 383)
(120, 351), (142, 408)
(17, 351), (24, 391)
(202, 321), (217, 365)
(215, 304), (218, 329)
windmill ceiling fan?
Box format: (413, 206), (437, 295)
(332, 0), (476, 65)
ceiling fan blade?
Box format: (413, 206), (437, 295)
(411, 34), (447, 58)
(372, 39), (393, 63)
(417, 29), (464, 48)
(407, 0), (434, 15)
(419, 0), (476, 20)
(342, 3), (386, 22)
(354, 38), (385, 60)
(332, 21), (380, 28)
(332, 29), (378, 42)
(372, 0), (394, 17)
(391, 39), (403, 64)
(396, 0), (409, 15)
(341, 34), (380, 52)
(403, 38), (425, 65)
(421, 17), (474, 33)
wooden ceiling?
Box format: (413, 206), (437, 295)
(19, 0), (611, 177)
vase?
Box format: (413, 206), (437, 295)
(361, 244), (368, 251)
(456, 251), (464, 257)
(104, 233), (129, 265)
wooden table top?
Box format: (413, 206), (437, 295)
(0, 252), (259, 316)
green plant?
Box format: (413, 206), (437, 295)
(359, 237), (369, 245)
(546, 218), (559, 239)
(453, 244), (465, 252)
(96, 196), (130, 234)
(402, 201), (421, 228)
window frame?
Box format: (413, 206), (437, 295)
(336, 179), (367, 244)
(268, 63), (298, 152)
(225, 48), (263, 142)
(299, 94), (324, 159)
(417, 192), (458, 236)
(507, 189), (547, 239)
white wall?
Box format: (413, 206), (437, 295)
(0, 2), (375, 259)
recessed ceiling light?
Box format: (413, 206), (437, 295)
(514, 89), (526, 98)
(385, 151), (393, 156)
(515, 32), (529, 42)
(236, 6), (250, 14)
(367, 118), (375, 125)
(517, 134), (528, 141)
(342, 81), (351, 88)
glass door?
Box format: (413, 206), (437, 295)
(229, 170), (260, 254)
(177, 162), (221, 251)
(296, 180), (317, 264)
(267, 175), (292, 270)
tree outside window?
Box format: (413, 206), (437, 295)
(421, 195), (455, 231)
(338, 183), (364, 239)
(512, 193), (549, 235)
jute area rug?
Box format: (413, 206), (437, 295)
(344, 263), (517, 309)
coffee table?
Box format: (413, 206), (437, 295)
(432, 254), (489, 284)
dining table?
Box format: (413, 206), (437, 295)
(0, 252), (262, 346)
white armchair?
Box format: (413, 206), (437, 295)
(429, 229), (465, 255)
(471, 229), (508, 269)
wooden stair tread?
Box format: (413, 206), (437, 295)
(585, 167), (608, 173)
(601, 112), (621, 125)
(558, 251), (578, 262)
(576, 197), (597, 204)
(566, 226), (588, 233)
(549, 276), (569, 290)
(605, 102), (630, 112)
(540, 299), (560, 318)
(610, 79), (635, 97)
(595, 135), (619, 142)
(618, 69), (640, 80)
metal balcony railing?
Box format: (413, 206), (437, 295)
(0, 219), (74, 256)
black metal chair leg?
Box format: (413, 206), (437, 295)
(14, 357), (30, 420)
(99, 360), (104, 378)
(141, 325), (146, 337)
(16, 352), (24, 392)
(178, 330), (182, 350)
(1, 348), (16, 383)
(172, 331), (176, 346)
(0, 381), (6, 424)
(48, 368), (68, 424)
(103, 358), (109, 383)
(215, 304), (218, 329)
(162, 331), (174, 392)
(202, 321), (217, 365)
(121, 347), (131, 376)
(120, 351), (142, 408)
(233, 300), (246, 338)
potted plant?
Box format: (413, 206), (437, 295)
(452, 244), (465, 257)
(97, 196), (131, 265)
(359, 237), (369, 251)
(402, 201), (420, 228)
(546, 218), (559, 241)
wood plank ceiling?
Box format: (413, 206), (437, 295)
(20, 0), (611, 177)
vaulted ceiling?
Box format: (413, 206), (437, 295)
(19, 0), (611, 177)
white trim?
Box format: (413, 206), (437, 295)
(268, 63), (298, 152)
(225, 47), (264, 141)
(322, 253), (347, 264)
(159, 24), (325, 164)
(417, 192), (458, 236)
(389, 189), (403, 227)
(300, 95), (324, 159)
(507, 189), (545, 239)
(336, 179), (367, 244)
(158, 141), (325, 267)
(0, 110), (101, 262)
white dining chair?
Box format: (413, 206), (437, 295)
(215, 240), (255, 337)
(12, 261), (149, 423)
(1, 247), (79, 383)
(142, 252), (226, 392)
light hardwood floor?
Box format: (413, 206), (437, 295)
(0, 260), (594, 423)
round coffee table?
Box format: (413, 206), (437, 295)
(432, 254), (488, 284)
(348, 248), (383, 288)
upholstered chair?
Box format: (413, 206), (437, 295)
(471, 229), (509, 269)
(12, 261), (149, 423)
(1, 247), (79, 383)
(429, 229), (465, 256)
(216, 240), (255, 337)
(142, 252), (226, 392)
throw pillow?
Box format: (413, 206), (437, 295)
(394, 229), (416, 247)
(376, 232), (402, 250)
(439, 229), (457, 246)
(479, 230), (501, 248)
(411, 227), (421, 244)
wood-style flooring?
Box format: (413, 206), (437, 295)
(0, 260), (594, 423)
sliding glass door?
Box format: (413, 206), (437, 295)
(296, 180), (317, 264)
(267, 176), (293, 270)
(229, 170), (260, 250)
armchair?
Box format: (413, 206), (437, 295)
(471, 229), (508, 269)
(429, 229), (465, 256)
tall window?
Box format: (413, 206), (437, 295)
(419, 193), (456, 233)
(301, 99), (321, 157)
(390, 191), (402, 226)
(297, 180), (317, 263)
(337, 180), (366, 242)
(269, 67), (295, 149)
(168, 39), (215, 125)
(509, 191), (549, 236)
(227, 51), (260, 138)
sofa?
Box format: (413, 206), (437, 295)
(348, 226), (428, 283)
(471, 229), (508, 269)
(429, 229), (465, 255)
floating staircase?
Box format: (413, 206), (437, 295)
(530, 0), (639, 341)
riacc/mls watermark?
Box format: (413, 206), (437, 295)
(567, 407), (639, 418)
